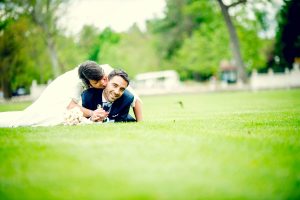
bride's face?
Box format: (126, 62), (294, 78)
(89, 76), (108, 89)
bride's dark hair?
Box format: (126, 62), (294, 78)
(78, 61), (105, 88)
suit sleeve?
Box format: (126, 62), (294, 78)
(81, 90), (91, 109)
(81, 88), (101, 110)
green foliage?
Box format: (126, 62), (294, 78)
(56, 34), (86, 72)
(77, 25), (99, 59)
(88, 27), (120, 62)
(172, 17), (231, 80)
(0, 0), (29, 30)
(272, 0), (300, 71)
(25, 26), (53, 84)
(0, 16), (34, 97)
(0, 89), (300, 199)
(99, 25), (160, 77)
(0, 0), (287, 95)
(227, 0), (282, 73)
(149, 0), (211, 60)
(0, 15), (55, 96)
(0, 0), (68, 98)
(148, 0), (275, 81)
(236, 22), (271, 72)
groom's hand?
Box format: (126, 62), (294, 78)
(91, 108), (109, 122)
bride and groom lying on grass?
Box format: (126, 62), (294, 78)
(0, 61), (143, 127)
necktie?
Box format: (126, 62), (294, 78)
(102, 102), (112, 112)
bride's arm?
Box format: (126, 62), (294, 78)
(67, 79), (95, 118)
(67, 99), (93, 118)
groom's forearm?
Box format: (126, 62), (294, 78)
(133, 99), (143, 122)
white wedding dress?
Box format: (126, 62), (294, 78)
(0, 64), (114, 127)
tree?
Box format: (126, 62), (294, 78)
(149, 0), (206, 60)
(216, 0), (248, 83)
(272, 0), (300, 71)
(100, 24), (160, 77)
(0, 0), (68, 77)
(87, 27), (120, 63)
(78, 25), (99, 58)
(0, 0), (68, 98)
(146, 0), (273, 81)
(56, 34), (87, 71)
(31, 0), (69, 77)
(173, 20), (231, 81)
(0, 17), (32, 99)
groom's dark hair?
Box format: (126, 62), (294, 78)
(108, 69), (130, 86)
(78, 61), (105, 88)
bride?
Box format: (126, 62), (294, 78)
(0, 61), (142, 127)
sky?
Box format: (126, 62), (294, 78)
(58, 0), (166, 35)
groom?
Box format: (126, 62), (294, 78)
(81, 69), (136, 122)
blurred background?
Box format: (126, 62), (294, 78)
(0, 0), (299, 100)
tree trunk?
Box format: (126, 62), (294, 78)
(32, 0), (63, 78)
(2, 78), (12, 100)
(46, 36), (61, 77)
(217, 0), (248, 83)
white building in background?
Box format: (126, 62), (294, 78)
(132, 70), (181, 95)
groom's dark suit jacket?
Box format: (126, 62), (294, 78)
(81, 88), (136, 122)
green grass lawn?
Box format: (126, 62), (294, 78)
(0, 89), (300, 199)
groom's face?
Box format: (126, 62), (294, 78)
(103, 75), (128, 102)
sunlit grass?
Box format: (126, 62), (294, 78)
(0, 89), (300, 199)
(0, 101), (30, 112)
